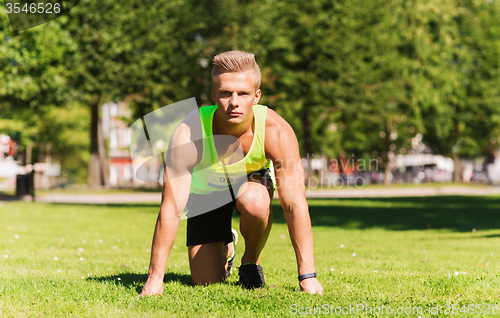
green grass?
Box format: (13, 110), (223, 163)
(1, 196), (500, 317)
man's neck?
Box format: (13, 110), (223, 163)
(213, 109), (254, 138)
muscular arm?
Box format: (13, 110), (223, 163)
(138, 116), (199, 297)
(265, 110), (323, 295)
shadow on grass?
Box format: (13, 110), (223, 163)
(15, 194), (500, 232)
(89, 272), (245, 293)
(89, 272), (193, 293)
(270, 196), (500, 232)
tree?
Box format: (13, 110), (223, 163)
(0, 14), (86, 180)
(419, 0), (500, 181)
(62, 0), (209, 188)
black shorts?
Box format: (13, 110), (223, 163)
(186, 168), (274, 246)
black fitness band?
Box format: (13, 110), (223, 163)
(298, 272), (317, 281)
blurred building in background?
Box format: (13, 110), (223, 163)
(102, 102), (161, 188)
(102, 102), (134, 187)
(301, 149), (500, 188)
(487, 149), (500, 185)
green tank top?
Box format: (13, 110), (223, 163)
(190, 104), (275, 195)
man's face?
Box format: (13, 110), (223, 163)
(211, 71), (261, 125)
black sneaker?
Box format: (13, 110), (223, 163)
(225, 228), (238, 278)
(239, 263), (266, 289)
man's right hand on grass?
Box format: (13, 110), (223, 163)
(137, 276), (164, 298)
(300, 278), (324, 295)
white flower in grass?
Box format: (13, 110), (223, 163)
(340, 244), (344, 248)
(454, 271), (459, 276)
(113, 246), (117, 249)
(374, 270), (378, 273)
(4, 254), (8, 258)
(82, 240), (86, 244)
(423, 250), (426, 253)
(352, 253), (356, 257)
(78, 247), (84, 252)
(117, 278), (121, 281)
(80, 257), (84, 261)
(57, 270), (61, 272)
(50, 246), (54, 250)
(491, 253), (494, 256)
(54, 257), (58, 261)
(173, 246), (177, 249)
(81, 277), (85, 279)
(98, 239), (103, 243)
(61, 237), (65, 241)
(14, 234), (19, 239)
(330, 268), (334, 271)
(125, 241), (129, 245)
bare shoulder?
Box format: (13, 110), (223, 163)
(168, 110), (202, 170)
(170, 110), (200, 146)
(265, 108), (295, 136)
(265, 108), (299, 161)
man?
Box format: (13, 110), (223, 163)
(138, 50), (323, 296)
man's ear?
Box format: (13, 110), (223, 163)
(253, 89), (261, 105)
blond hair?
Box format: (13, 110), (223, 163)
(211, 51), (261, 89)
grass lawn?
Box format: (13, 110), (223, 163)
(1, 196), (500, 317)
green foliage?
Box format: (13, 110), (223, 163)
(37, 103), (90, 183)
(62, 0), (209, 115)
(198, 0), (500, 163)
(2, 0), (500, 182)
(0, 15), (86, 180)
(0, 16), (73, 109)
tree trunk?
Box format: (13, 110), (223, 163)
(384, 119), (393, 186)
(452, 118), (462, 183)
(88, 101), (101, 189)
(98, 119), (109, 187)
(384, 157), (397, 186)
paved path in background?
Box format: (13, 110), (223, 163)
(17, 185), (499, 204)
(304, 185), (500, 198)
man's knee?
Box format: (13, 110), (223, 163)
(237, 189), (271, 221)
(192, 276), (224, 286)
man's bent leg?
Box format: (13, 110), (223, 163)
(188, 242), (227, 285)
(236, 175), (273, 265)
